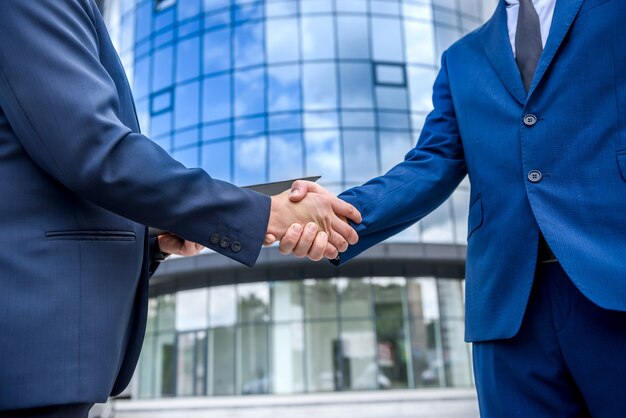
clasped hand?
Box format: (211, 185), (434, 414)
(265, 180), (361, 261)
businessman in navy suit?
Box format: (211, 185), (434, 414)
(0, 1), (360, 416)
(278, 0), (626, 416)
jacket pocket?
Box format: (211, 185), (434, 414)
(617, 151), (626, 182)
(45, 230), (136, 241)
(467, 195), (483, 240)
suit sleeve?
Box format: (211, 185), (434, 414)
(335, 51), (467, 265)
(0, 0), (269, 267)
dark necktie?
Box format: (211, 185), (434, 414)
(515, 0), (543, 92)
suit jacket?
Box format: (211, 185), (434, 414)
(337, 0), (626, 342)
(0, 0), (270, 409)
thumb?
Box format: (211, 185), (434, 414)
(289, 180), (326, 202)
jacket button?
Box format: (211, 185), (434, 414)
(231, 242), (241, 253)
(220, 237), (230, 248)
(528, 170), (543, 183)
(523, 114), (538, 126)
(210, 233), (220, 245)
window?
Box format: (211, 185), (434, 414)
(155, 0), (176, 12)
(374, 63), (407, 87)
(150, 89), (173, 115)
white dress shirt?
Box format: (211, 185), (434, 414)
(505, 0), (557, 56)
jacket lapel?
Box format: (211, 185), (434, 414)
(479, 1), (527, 105)
(527, 0), (585, 97)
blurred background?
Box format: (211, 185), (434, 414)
(94, 0), (498, 416)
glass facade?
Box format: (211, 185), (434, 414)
(139, 277), (471, 397)
(99, 0), (494, 399)
(102, 0), (484, 244)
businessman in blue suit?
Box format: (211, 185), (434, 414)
(0, 1), (360, 416)
(279, 0), (626, 416)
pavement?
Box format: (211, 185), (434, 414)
(94, 389), (479, 418)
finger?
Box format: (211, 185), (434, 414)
(323, 243), (339, 260)
(279, 224), (303, 255)
(331, 215), (359, 245)
(329, 196), (362, 224)
(157, 234), (181, 254)
(264, 234), (277, 246)
(293, 222), (319, 258)
(289, 180), (329, 202)
(182, 241), (198, 256)
(327, 226), (349, 253)
(307, 231), (328, 262)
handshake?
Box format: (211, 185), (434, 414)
(157, 180), (362, 261)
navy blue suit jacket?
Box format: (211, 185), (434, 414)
(338, 0), (626, 342)
(0, 0), (270, 409)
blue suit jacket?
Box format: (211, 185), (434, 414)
(0, 0), (269, 409)
(338, 0), (626, 342)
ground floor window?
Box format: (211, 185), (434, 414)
(138, 276), (472, 398)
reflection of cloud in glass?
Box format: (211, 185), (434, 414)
(303, 112), (339, 130)
(204, 29), (231, 74)
(301, 16), (335, 60)
(234, 136), (267, 185)
(372, 17), (404, 62)
(379, 132), (413, 173)
(404, 20), (435, 65)
(302, 63), (337, 110)
(305, 130), (341, 182)
(266, 18), (299, 63)
(408, 67), (437, 111)
(269, 134), (303, 181)
(234, 68), (265, 117)
(402, 3), (433, 20)
(343, 131), (379, 183)
(268, 65), (301, 112)
(234, 21), (264, 68)
(265, 1), (298, 18)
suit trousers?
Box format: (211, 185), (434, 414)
(473, 262), (626, 417)
(0, 404), (93, 418)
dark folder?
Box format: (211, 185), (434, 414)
(148, 176), (321, 237)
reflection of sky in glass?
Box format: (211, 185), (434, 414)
(175, 81), (200, 130)
(203, 74), (231, 122)
(234, 136), (267, 185)
(337, 16), (370, 59)
(372, 18), (404, 62)
(339, 63), (374, 109)
(151, 46), (173, 92)
(234, 68), (265, 117)
(204, 29), (231, 74)
(269, 134), (304, 181)
(305, 131), (341, 182)
(176, 36), (200, 83)
(303, 63), (337, 110)
(343, 131), (379, 183)
(268, 65), (301, 112)
(234, 21), (264, 68)
(202, 140), (231, 181)
(266, 19), (299, 63)
(105, 0), (487, 246)
(301, 16), (335, 60)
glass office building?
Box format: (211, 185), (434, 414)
(101, 0), (492, 400)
